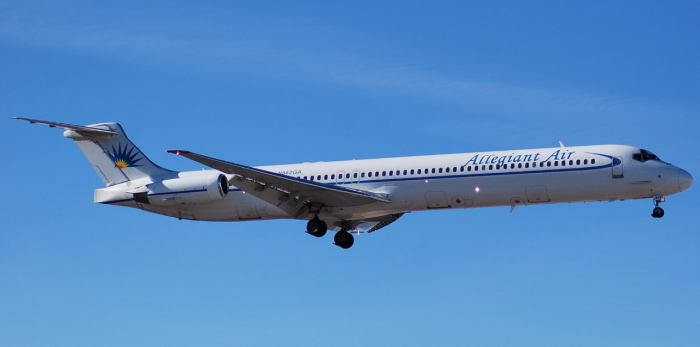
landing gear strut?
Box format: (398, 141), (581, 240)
(306, 217), (327, 237)
(334, 229), (354, 249)
(651, 195), (665, 218)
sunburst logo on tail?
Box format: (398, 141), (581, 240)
(108, 143), (142, 169)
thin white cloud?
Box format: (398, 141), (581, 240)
(0, 2), (690, 124)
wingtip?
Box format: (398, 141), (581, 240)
(167, 150), (190, 155)
(12, 117), (36, 124)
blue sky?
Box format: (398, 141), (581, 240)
(1, 1), (699, 346)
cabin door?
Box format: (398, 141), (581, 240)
(336, 170), (345, 184)
(612, 157), (624, 178)
(351, 169), (361, 183)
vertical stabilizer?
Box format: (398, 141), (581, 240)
(13, 118), (173, 187)
(64, 122), (173, 186)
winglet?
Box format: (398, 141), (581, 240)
(559, 141), (565, 148)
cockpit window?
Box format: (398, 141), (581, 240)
(633, 149), (662, 162)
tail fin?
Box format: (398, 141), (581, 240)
(14, 118), (173, 186)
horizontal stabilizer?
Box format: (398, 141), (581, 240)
(13, 117), (119, 137)
(15, 117), (172, 186)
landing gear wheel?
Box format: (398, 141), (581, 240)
(334, 231), (354, 249)
(306, 218), (327, 237)
(651, 207), (665, 218)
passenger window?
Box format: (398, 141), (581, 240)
(489, 164), (493, 170)
(389, 171), (393, 176)
(368, 172), (372, 177)
(591, 159), (596, 164)
(496, 164), (500, 169)
(310, 176), (315, 181)
(569, 160), (573, 165)
(445, 167), (450, 173)
(510, 164), (515, 169)
(324, 175), (328, 180)
(525, 163), (529, 168)
(418, 169), (422, 174)
(576, 160), (580, 165)
(540, 162), (544, 167)
(475, 166), (479, 171)
(554, 161), (558, 166)
(317, 175), (321, 180)
(468, 166), (472, 172)
(453, 167), (457, 172)
(410, 169), (414, 175)
(346, 173), (350, 179)
(482, 165), (486, 171)
(547, 162), (551, 167)
(396, 170), (400, 176)
(561, 161), (566, 166)
(432, 168), (436, 174)
(353, 173), (357, 178)
(518, 163), (522, 168)
(404, 170), (407, 175)
(304, 176), (308, 180)
(460, 166), (464, 172)
(361, 173), (365, 178)
(331, 174), (335, 179)
(584, 159), (588, 165)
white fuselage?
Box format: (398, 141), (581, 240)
(102, 144), (690, 225)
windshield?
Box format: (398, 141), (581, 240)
(632, 149), (662, 162)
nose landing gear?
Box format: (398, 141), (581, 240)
(651, 195), (665, 218)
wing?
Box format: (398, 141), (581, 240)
(352, 213), (406, 233)
(167, 150), (391, 218)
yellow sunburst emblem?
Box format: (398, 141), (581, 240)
(108, 143), (143, 169)
(115, 159), (129, 168)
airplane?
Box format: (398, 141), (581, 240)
(14, 117), (693, 249)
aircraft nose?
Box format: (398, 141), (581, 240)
(679, 169), (693, 191)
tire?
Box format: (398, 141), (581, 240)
(334, 231), (354, 249)
(306, 219), (327, 237)
(652, 207), (665, 218)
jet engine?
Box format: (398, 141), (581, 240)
(134, 174), (229, 205)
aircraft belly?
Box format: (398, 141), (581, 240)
(404, 169), (635, 209)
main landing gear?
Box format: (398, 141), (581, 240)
(334, 229), (354, 249)
(306, 216), (354, 249)
(306, 217), (327, 237)
(651, 195), (665, 218)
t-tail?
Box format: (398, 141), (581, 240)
(13, 117), (173, 186)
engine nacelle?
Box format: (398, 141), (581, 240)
(137, 174), (229, 205)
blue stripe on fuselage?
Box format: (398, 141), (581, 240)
(100, 163), (611, 205)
